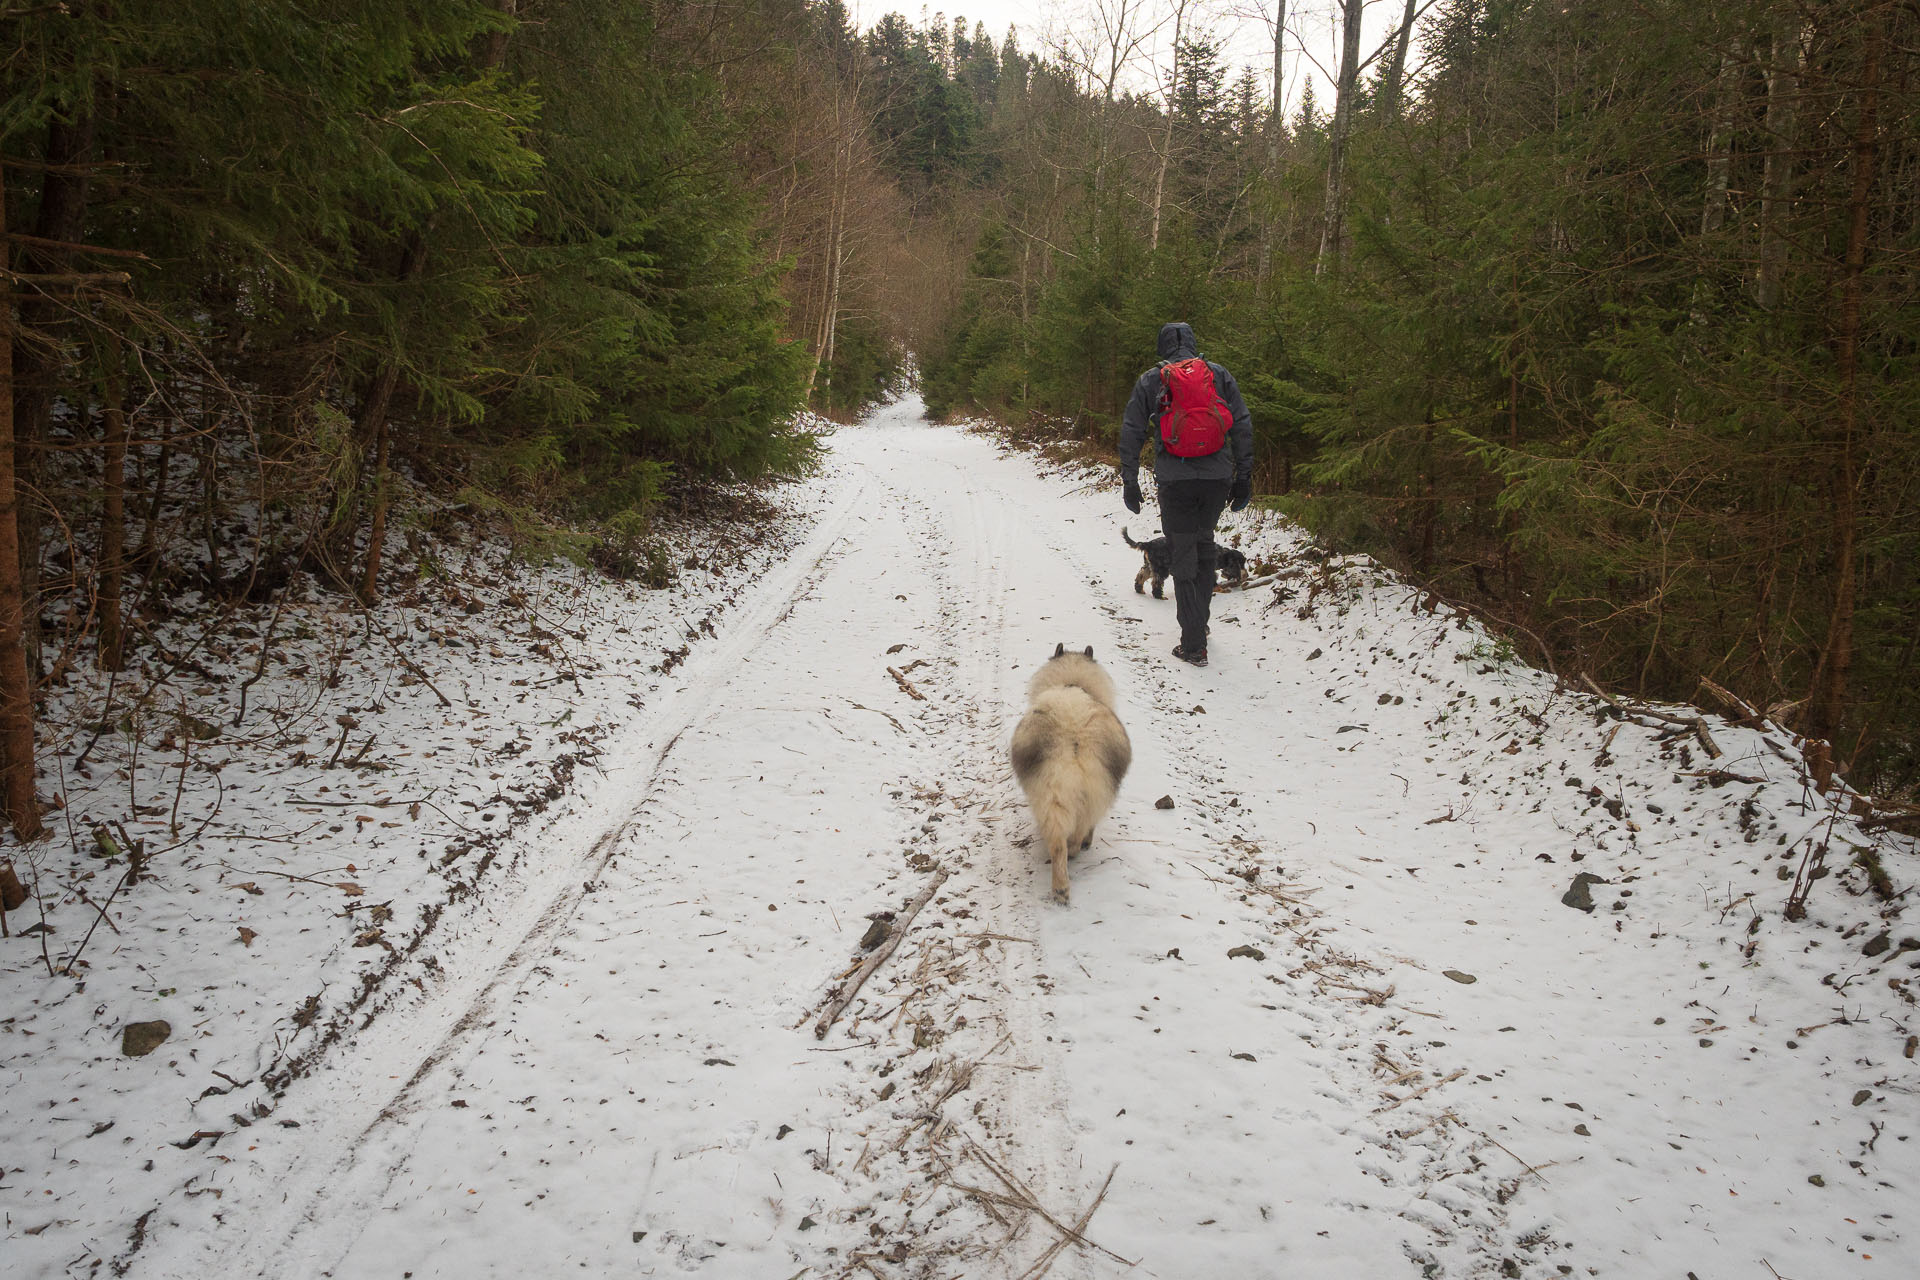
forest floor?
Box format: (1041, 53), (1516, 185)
(3, 395), (1917, 1280)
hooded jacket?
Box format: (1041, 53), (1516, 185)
(1117, 322), (1254, 486)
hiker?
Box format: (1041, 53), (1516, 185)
(1118, 321), (1254, 668)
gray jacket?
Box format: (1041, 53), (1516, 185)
(1118, 322), (1254, 485)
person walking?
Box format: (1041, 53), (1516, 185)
(1118, 322), (1253, 668)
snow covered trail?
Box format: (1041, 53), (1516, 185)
(120, 395), (1916, 1280)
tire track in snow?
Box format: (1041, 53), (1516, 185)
(1052, 499), (1522, 1276)
(811, 421), (1100, 1277)
(849, 422), (1521, 1277)
(154, 473), (875, 1279)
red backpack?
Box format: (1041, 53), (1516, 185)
(1156, 357), (1230, 457)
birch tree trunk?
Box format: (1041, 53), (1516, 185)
(1148, 0), (1188, 254)
(1380, 0), (1420, 121)
(1755, 16), (1806, 309)
(806, 110), (847, 401)
(1081, 0), (1148, 229)
(1700, 42), (1741, 236)
(1316, 0), (1364, 274)
(1256, 3), (1285, 298)
(821, 201), (846, 397)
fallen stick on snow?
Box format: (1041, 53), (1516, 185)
(1581, 673), (1722, 759)
(1018, 1162), (1124, 1280)
(1374, 1068), (1467, 1113)
(964, 1137), (1137, 1270)
(1696, 675), (1765, 723)
(1678, 768), (1767, 786)
(847, 700), (908, 734)
(1485, 1134), (1555, 1184)
(886, 666), (928, 701)
(813, 868), (949, 1039)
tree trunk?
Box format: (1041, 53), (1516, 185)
(1700, 41), (1741, 236)
(1380, 0), (1420, 122)
(350, 1), (514, 600)
(336, 233), (427, 593)
(1755, 17), (1806, 309)
(1316, 0), (1364, 274)
(1418, 412), (1436, 573)
(1803, 18), (1882, 746)
(135, 434), (171, 580)
(822, 207), (845, 398)
(807, 91), (850, 402)
(0, 173), (45, 839)
(199, 430), (221, 587)
(1256, 3), (1285, 298)
(482, 0), (515, 68)
(10, 110), (95, 678)
(98, 350), (127, 671)
(1148, 0), (1187, 254)
(1019, 237), (1032, 405)
(357, 412), (392, 605)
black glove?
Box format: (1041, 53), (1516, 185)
(1122, 471), (1143, 514)
(1230, 475), (1252, 512)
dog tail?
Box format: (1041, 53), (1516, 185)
(1031, 785), (1079, 902)
(1122, 526), (1145, 549)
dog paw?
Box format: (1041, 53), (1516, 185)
(1050, 886), (1071, 906)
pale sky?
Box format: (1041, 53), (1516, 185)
(844, 0), (1422, 119)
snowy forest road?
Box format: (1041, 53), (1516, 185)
(137, 398), (1916, 1280)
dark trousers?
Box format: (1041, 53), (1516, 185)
(1157, 478), (1230, 652)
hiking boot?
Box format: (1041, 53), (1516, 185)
(1172, 644), (1208, 667)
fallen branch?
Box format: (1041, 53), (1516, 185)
(287, 794), (423, 808)
(1374, 1068), (1466, 1113)
(814, 868), (949, 1039)
(1859, 805), (1920, 837)
(1485, 1134), (1553, 1184)
(57, 865), (136, 975)
(1582, 673), (1722, 758)
(966, 1137), (1137, 1268)
(1018, 1163), (1123, 1280)
(847, 701), (907, 734)
(1696, 675), (1767, 727)
(236, 866), (358, 890)
(1, 266), (131, 287)
(886, 666), (927, 702)
(390, 646), (454, 707)
(1679, 768), (1766, 786)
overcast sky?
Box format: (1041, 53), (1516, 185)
(841, 0), (1420, 119)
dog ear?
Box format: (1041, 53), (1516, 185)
(1053, 642), (1065, 658)
(1083, 646), (1094, 658)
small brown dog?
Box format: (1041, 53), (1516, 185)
(1123, 528), (1246, 598)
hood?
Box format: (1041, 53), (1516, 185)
(1157, 322), (1198, 361)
